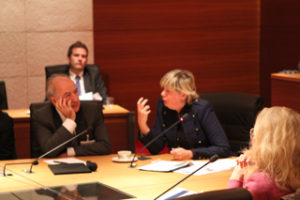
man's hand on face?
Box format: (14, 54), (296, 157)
(55, 97), (76, 121)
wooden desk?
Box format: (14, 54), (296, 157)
(3, 104), (135, 158)
(0, 154), (232, 199)
(271, 73), (300, 113)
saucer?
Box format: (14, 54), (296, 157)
(112, 156), (138, 163)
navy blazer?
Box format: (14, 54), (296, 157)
(138, 98), (231, 159)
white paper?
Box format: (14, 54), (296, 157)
(156, 187), (197, 200)
(79, 92), (93, 100)
(44, 157), (86, 165)
(175, 159), (236, 176)
(138, 160), (191, 172)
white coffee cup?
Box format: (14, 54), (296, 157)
(117, 150), (132, 160)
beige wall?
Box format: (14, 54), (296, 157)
(0, 0), (94, 109)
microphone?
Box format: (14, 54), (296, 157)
(130, 113), (189, 168)
(26, 127), (92, 173)
(154, 154), (219, 200)
(2, 161), (38, 176)
(86, 160), (98, 172)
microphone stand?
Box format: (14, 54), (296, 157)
(154, 154), (219, 200)
(2, 162), (34, 176)
(25, 128), (90, 173)
(130, 113), (189, 168)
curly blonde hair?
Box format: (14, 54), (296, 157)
(244, 106), (300, 191)
(160, 69), (199, 104)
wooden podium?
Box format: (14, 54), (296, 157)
(3, 104), (135, 158)
(271, 73), (300, 113)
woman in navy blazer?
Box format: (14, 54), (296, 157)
(137, 69), (231, 160)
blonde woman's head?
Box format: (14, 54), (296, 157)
(247, 106), (300, 191)
(160, 69), (199, 104)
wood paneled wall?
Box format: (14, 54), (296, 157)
(260, 0), (300, 106)
(93, 0), (260, 124)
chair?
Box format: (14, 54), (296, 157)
(281, 189), (300, 200)
(200, 92), (264, 154)
(0, 81), (8, 110)
(45, 64), (100, 79)
(30, 101), (51, 158)
(44, 64), (109, 99)
(0, 111), (17, 159)
(173, 188), (252, 200)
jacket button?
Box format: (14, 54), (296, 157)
(192, 114), (195, 118)
(195, 128), (199, 132)
(177, 138), (179, 141)
(198, 140), (202, 144)
(162, 124), (166, 128)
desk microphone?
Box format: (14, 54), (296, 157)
(154, 154), (219, 200)
(2, 161), (38, 176)
(25, 127), (92, 173)
(130, 113), (189, 168)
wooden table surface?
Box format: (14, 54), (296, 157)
(0, 154), (233, 200)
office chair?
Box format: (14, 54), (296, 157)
(0, 81), (8, 110)
(173, 188), (252, 200)
(200, 92), (264, 155)
(0, 111), (17, 159)
(44, 64), (109, 100)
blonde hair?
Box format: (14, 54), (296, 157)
(244, 106), (300, 191)
(160, 69), (199, 104)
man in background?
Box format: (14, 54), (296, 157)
(46, 41), (108, 103)
(31, 74), (111, 157)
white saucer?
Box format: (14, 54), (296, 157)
(112, 156), (138, 163)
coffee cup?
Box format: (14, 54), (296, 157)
(117, 150), (132, 160)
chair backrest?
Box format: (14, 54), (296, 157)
(173, 188), (252, 200)
(0, 81), (8, 110)
(200, 92), (264, 154)
(44, 64), (109, 98)
(281, 189), (300, 200)
(30, 101), (51, 158)
(0, 111), (17, 159)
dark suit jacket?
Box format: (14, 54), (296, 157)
(138, 98), (231, 159)
(45, 64), (108, 103)
(30, 101), (111, 158)
(0, 111), (16, 159)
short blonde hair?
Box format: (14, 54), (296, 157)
(244, 106), (300, 191)
(160, 69), (199, 104)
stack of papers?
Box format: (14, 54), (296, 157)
(156, 187), (197, 200)
(175, 159), (236, 176)
(138, 158), (236, 175)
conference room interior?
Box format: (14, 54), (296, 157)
(1, 1), (300, 199)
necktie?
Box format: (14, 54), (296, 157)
(75, 75), (81, 95)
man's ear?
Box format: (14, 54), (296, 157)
(49, 96), (56, 105)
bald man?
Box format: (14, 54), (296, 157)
(31, 74), (111, 158)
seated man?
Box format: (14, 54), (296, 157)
(46, 41), (108, 103)
(31, 74), (111, 158)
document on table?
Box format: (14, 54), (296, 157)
(156, 187), (197, 200)
(174, 158), (236, 176)
(44, 157), (86, 165)
(138, 160), (192, 172)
